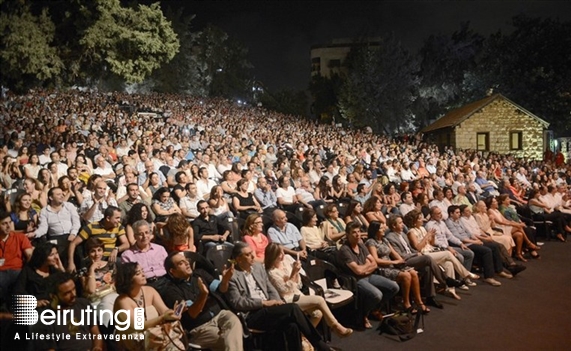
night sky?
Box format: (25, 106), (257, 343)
(171, 1), (571, 91)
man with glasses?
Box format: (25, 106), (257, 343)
(192, 200), (233, 253)
(122, 220), (168, 290)
(225, 242), (341, 351)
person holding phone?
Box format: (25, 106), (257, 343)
(265, 243), (353, 337)
(162, 251), (243, 351)
(113, 262), (183, 350)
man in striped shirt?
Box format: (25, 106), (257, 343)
(67, 206), (129, 273)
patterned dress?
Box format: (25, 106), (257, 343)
(365, 237), (401, 280)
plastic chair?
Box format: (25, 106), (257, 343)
(206, 244), (234, 276)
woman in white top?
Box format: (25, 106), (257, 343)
(404, 209), (478, 300)
(471, 200), (514, 253)
(265, 243), (353, 338)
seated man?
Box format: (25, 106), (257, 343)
(225, 242), (339, 351)
(79, 180), (118, 224)
(31, 272), (104, 351)
(68, 206), (129, 273)
(267, 209), (308, 259)
(0, 211), (33, 307)
(445, 205), (507, 287)
(338, 222), (399, 329)
(425, 206), (475, 273)
(192, 200), (233, 253)
(121, 220), (168, 290)
(118, 181), (154, 222)
(162, 252), (243, 351)
(254, 177), (279, 215)
(385, 215), (464, 309)
(35, 186), (82, 264)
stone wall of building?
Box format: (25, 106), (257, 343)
(455, 99), (546, 159)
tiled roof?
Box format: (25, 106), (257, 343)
(421, 94), (549, 133)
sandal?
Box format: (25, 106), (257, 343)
(363, 317), (372, 329)
(515, 254), (528, 262)
(530, 250), (541, 259)
(418, 303), (430, 314)
(556, 233), (566, 242)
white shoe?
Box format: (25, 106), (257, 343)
(484, 278), (502, 287)
(464, 279), (477, 287)
(458, 284), (469, 291)
(498, 271), (513, 279)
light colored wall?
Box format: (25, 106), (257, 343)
(455, 99), (545, 159)
(310, 46), (351, 77)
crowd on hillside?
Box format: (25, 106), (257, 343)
(0, 89), (570, 351)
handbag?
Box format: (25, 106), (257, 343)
(377, 308), (423, 342)
(145, 320), (188, 351)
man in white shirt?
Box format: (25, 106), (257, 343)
(50, 151), (68, 179)
(429, 189), (451, 220)
(200, 154), (222, 182)
(399, 191), (416, 216)
(196, 167), (217, 200)
(400, 162), (415, 182)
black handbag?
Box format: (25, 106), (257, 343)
(377, 308), (423, 341)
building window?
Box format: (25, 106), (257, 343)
(510, 131), (523, 150)
(311, 57), (321, 73)
(477, 132), (489, 151)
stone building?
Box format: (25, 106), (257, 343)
(421, 94), (550, 160)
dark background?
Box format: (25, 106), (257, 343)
(175, 1), (571, 90)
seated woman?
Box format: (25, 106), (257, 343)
(472, 200), (515, 254)
(242, 213), (269, 263)
(485, 197), (540, 261)
(164, 213), (196, 253)
(208, 185), (233, 219)
(113, 262), (182, 350)
(265, 243), (353, 337)
(320, 203), (347, 248)
(144, 172), (162, 197)
(314, 176), (334, 204)
(125, 203), (156, 246)
(300, 208), (336, 261)
(151, 186), (182, 230)
(383, 183), (401, 215)
(498, 194), (539, 252)
(80, 237), (118, 325)
(232, 178), (263, 219)
(366, 220), (428, 313)
(344, 200), (369, 232)
(220, 170), (238, 199)
(10, 192), (38, 240)
(404, 209), (478, 300)
(331, 175), (348, 202)
(13, 242), (65, 308)
(363, 196), (387, 225)
(460, 204), (527, 277)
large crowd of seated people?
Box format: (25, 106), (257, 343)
(1, 89), (570, 350)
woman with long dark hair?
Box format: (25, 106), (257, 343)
(366, 220), (428, 313)
(13, 242), (65, 307)
(113, 262), (182, 350)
